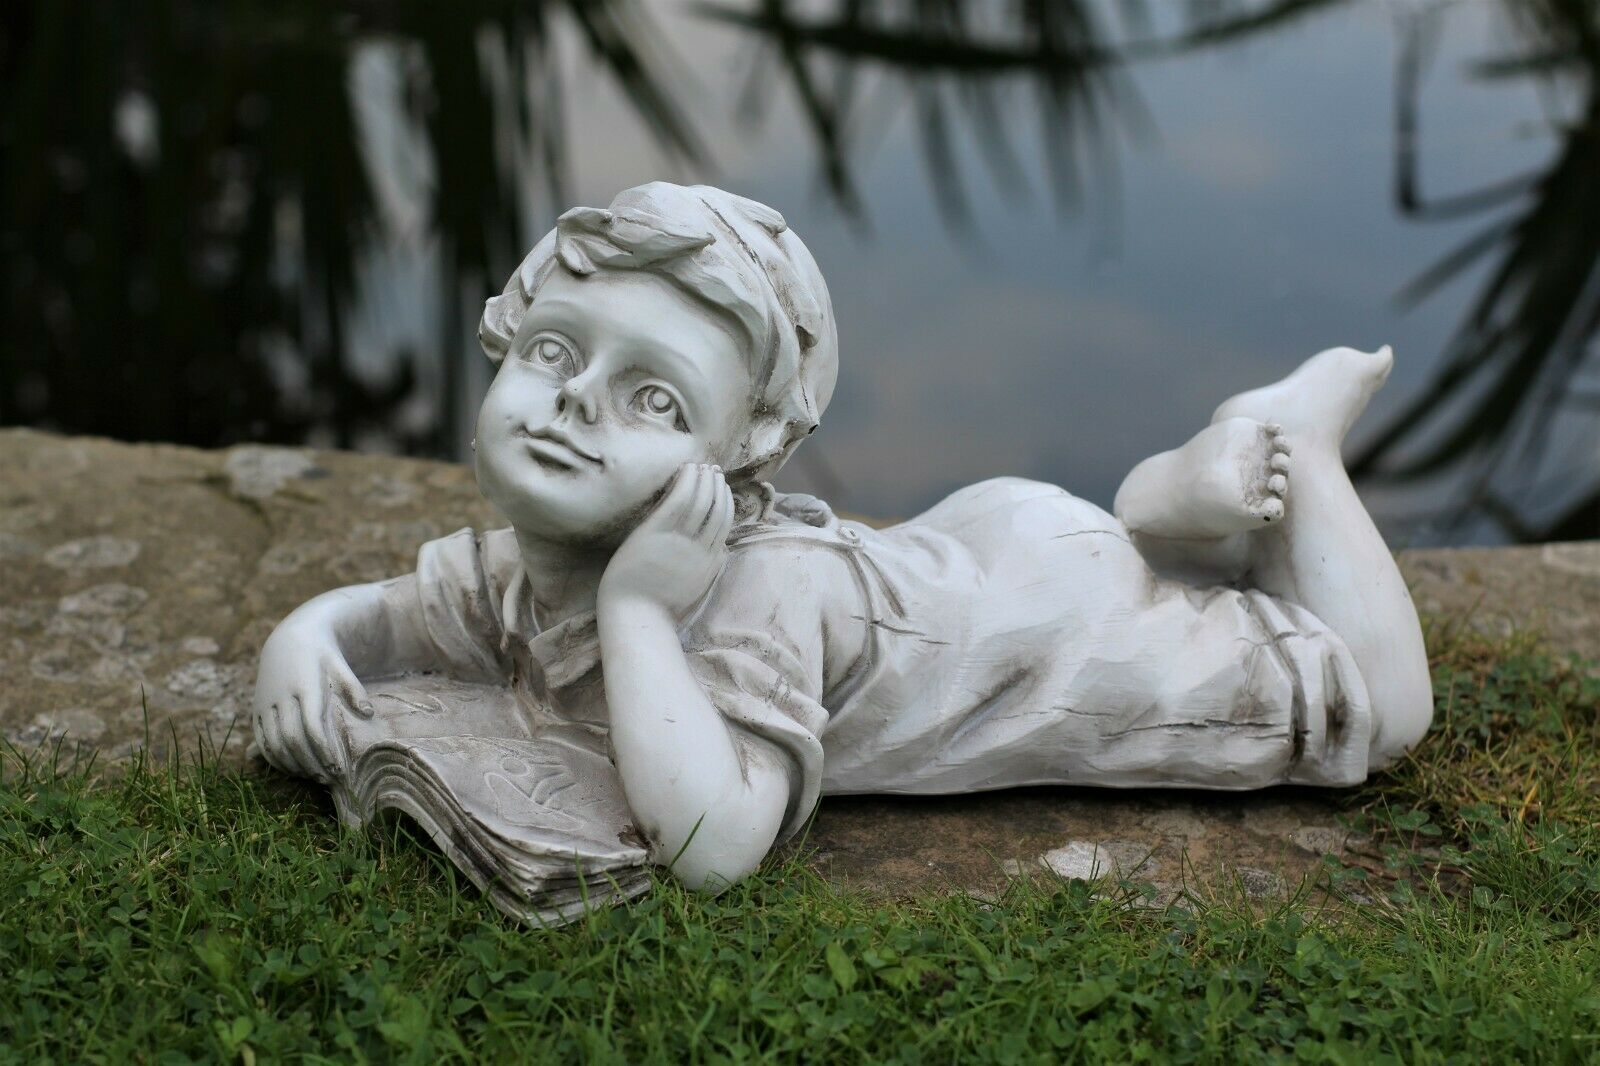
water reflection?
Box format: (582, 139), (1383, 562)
(697, 0), (1150, 228)
(1, 1), (697, 455)
(1, 0), (1595, 541)
(699, 0), (1357, 228)
(1348, 0), (1600, 542)
(712, 0), (1600, 540)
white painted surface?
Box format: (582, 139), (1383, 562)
(253, 183), (1433, 917)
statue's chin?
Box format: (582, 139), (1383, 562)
(474, 447), (664, 549)
(484, 486), (639, 552)
(476, 453), (566, 524)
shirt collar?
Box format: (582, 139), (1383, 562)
(528, 611), (601, 690)
(495, 493), (836, 695)
(500, 566), (601, 691)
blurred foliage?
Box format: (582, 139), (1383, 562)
(705, 0), (1600, 539)
(1349, 0), (1600, 541)
(1, 0), (1596, 539)
(0, 0), (696, 455)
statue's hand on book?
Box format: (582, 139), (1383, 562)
(252, 615), (371, 783)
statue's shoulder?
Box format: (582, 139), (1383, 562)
(416, 525), (517, 561)
(705, 492), (864, 620)
(728, 491), (853, 551)
(415, 526), (525, 607)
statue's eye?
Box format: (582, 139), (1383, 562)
(526, 335), (576, 374)
(633, 385), (685, 428)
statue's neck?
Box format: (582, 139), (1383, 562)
(513, 529), (612, 630)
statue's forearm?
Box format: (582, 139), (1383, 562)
(284, 575), (445, 678)
(596, 594), (787, 891)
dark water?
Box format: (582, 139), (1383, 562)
(3, 0), (1597, 544)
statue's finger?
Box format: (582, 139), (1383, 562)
(281, 693), (320, 778)
(328, 656), (373, 718)
(687, 464), (717, 531)
(256, 699), (297, 777)
(252, 705), (280, 770)
(709, 475), (735, 543)
(317, 661), (367, 776)
(658, 462), (700, 525)
(695, 467), (727, 536)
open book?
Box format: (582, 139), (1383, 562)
(328, 675), (651, 926)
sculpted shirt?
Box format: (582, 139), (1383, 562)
(411, 478), (1373, 845)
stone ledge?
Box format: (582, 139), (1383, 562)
(3, 428), (1595, 897)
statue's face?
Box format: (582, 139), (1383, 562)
(475, 268), (755, 545)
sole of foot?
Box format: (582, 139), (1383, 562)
(1162, 417), (1295, 538)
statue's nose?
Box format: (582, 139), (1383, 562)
(557, 373), (599, 423)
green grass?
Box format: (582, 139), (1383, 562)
(2, 625), (1597, 1064)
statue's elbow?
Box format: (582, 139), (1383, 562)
(655, 807), (781, 894)
(663, 837), (766, 894)
(646, 765), (790, 893)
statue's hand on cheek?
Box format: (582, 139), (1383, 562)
(598, 463), (735, 620)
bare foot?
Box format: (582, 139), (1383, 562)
(1212, 344), (1434, 765)
(1115, 417), (1293, 539)
(1211, 345), (1393, 444)
(1117, 343), (1432, 767)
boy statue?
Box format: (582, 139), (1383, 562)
(253, 182), (1431, 909)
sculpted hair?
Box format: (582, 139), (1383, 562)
(478, 182), (839, 484)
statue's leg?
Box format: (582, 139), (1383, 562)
(1209, 345), (1433, 766)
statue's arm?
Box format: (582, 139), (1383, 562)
(253, 571), (475, 781)
(280, 574), (451, 678)
(598, 595), (789, 891)
(594, 463), (785, 890)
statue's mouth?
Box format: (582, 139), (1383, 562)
(520, 430), (603, 471)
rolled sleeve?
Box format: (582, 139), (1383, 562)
(414, 528), (519, 681)
(681, 547), (834, 842)
(685, 647), (828, 842)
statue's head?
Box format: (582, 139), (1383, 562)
(473, 182), (838, 544)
